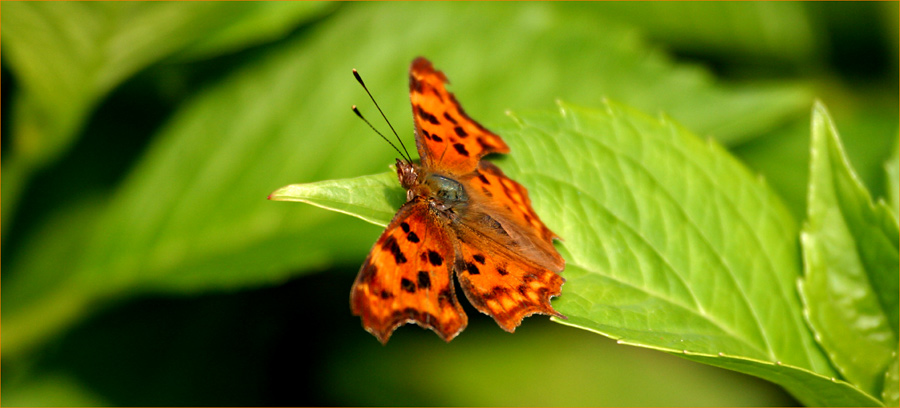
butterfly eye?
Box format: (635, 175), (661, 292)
(426, 174), (468, 205)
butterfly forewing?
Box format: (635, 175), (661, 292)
(409, 57), (509, 175)
(467, 161), (560, 248)
(351, 201), (467, 344)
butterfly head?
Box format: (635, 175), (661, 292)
(396, 158), (418, 192)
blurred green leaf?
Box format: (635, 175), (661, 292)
(734, 107), (899, 224)
(278, 100), (881, 405)
(3, 197), (105, 357)
(799, 102), (899, 399)
(883, 2), (900, 74)
(887, 138), (899, 218)
(323, 322), (798, 406)
(1, 371), (108, 407)
(578, 2), (822, 66)
(175, 2), (335, 61)
(731, 118), (812, 221)
(886, 357), (900, 407)
(0, 2), (277, 225)
(4, 2), (816, 357)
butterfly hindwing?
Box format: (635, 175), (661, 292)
(454, 234), (565, 332)
(350, 201), (467, 343)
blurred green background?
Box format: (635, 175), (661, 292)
(2, 2), (897, 406)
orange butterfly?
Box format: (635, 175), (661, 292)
(351, 57), (565, 344)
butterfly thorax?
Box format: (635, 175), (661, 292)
(397, 159), (469, 216)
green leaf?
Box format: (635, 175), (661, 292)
(269, 170), (403, 228)
(322, 323), (799, 406)
(4, 2), (814, 356)
(279, 100), (881, 405)
(886, 138), (899, 219)
(734, 108), (899, 223)
(799, 102), (899, 399)
(574, 2), (821, 65)
(513, 102), (865, 406)
(175, 2), (335, 61)
(0, 2), (272, 225)
(1, 371), (109, 407)
(683, 353), (882, 406)
(885, 357), (900, 407)
(1, 2), (263, 164)
(2, 196), (106, 357)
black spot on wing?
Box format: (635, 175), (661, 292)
(380, 290), (393, 299)
(406, 231), (420, 243)
(381, 236), (407, 264)
(409, 75), (423, 93)
(465, 262), (480, 275)
(454, 126), (468, 138)
(522, 212), (536, 227)
(476, 171), (490, 185)
(453, 143), (469, 157)
(497, 266), (509, 276)
(417, 271), (431, 289)
(432, 87), (445, 103)
(476, 137), (493, 151)
(400, 222), (410, 233)
(443, 112), (458, 124)
(416, 105), (440, 125)
(473, 254), (486, 264)
(427, 250), (444, 266)
(485, 286), (509, 300)
(448, 93), (491, 133)
(401, 278), (416, 293)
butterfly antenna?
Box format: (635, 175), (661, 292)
(351, 105), (409, 162)
(352, 68), (413, 162)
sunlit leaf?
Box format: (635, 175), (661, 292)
(799, 102), (899, 398)
(269, 170), (402, 228)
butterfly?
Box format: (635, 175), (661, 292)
(350, 57), (565, 344)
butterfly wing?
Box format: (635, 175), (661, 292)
(350, 200), (467, 344)
(454, 234), (565, 332)
(458, 160), (564, 275)
(468, 161), (560, 249)
(409, 57), (509, 175)
(453, 159), (565, 331)
(444, 161), (565, 332)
